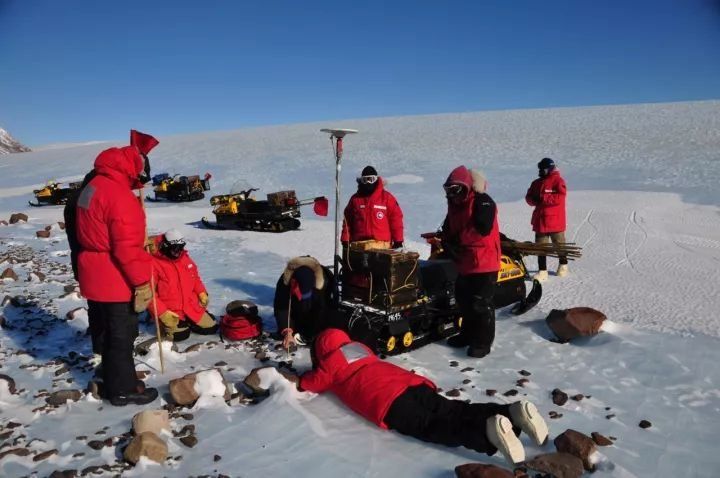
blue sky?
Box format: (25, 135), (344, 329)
(1, 0), (719, 145)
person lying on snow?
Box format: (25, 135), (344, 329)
(290, 328), (549, 465)
(273, 256), (334, 349)
(150, 229), (218, 341)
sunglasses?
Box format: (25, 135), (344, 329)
(443, 184), (465, 197)
(357, 175), (378, 185)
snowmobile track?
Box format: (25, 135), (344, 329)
(571, 208), (599, 248)
(616, 209), (648, 271)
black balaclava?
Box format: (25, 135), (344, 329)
(537, 157), (555, 178)
(357, 165), (379, 196)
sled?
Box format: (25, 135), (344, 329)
(203, 188), (328, 233)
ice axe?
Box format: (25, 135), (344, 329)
(320, 128), (358, 300)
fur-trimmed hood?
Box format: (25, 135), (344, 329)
(281, 256), (325, 290)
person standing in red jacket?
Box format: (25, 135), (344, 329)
(76, 132), (158, 406)
(341, 166), (404, 249)
(296, 329), (548, 466)
(150, 229), (217, 342)
(441, 166), (501, 358)
(525, 158), (568, 281)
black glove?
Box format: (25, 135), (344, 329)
(391, 241), (403, 249)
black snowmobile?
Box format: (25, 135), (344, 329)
(201, 188), (328, 233)
(29, 181), (82, 207)
(336, 235), (543, 355)
(146, 173), (211, 202)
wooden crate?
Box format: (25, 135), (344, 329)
(345, 248), (420, 293)
(266, 190), (297, 206)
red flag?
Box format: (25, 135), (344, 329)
(313, 196), (329, 217)
(130, 129), (159, 155)
(289, 278), (303, 301)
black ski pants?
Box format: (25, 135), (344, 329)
(455, 272), (496, 354)
(87, 301), (139, 398)
(384, 384), (513, 455)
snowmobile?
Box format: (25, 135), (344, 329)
(201, 188), (329, 232)
(29, 181), (82, 207)
(146, 173), (211, 202)
(337, 234), (543, 355)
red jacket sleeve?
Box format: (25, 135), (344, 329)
(299, 367), (334, 393)
(386, 192), (404, 243)
(149, 267), (169, 319)
(108, 194), (152, 287)
(540, 177), (566, 206)
(525, 180), (540, 206)
(340, 200), (353, 242)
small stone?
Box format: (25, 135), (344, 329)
(45, 389), (82, 406)
(1, 268), (18, 281)
(36, 230), (51, 238)
(57, 221), (66, 230)
(123, 432), (168, 465)
(606, 414), (616, 419)
(243, 367), (273, 395)
(526, 452), (584, 478)
(551, 388), (568, 406)
(33, 449), (58, 462)
(554, 429), (597, 471)
(449, 361), (459, 367)
(9, 213), (28, 224)
(455, 462), (514, 477)
(485, 389), (497, 397)
(639, 420), (652, 429)
(180, 434), (198, 448)
(49, 471), (77, 478)
(460, 367), (474, 372)
(518, 370), (531, 376)
(183, 343), (203, 353)
(445, 389), (461, 397)
(0, 447), (31, 460)
(214, 454), (222, 462)
(591, 432), (613, 446)
(516, 378), (529, 387)
(548, 411), (563, 419)
(181, 413), (194, 420)
(503, 389), (518, 397)
(462, 379), (472, 385)
(87, 440), (106, 450)
(65, 307), (86, 321)
(0, 374), (17, 394)
(571, 394), (584, 401)
(214, 360), (227, 367)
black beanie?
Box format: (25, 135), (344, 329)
(537, 158), (555, 170)
(361, 165), (378, 176)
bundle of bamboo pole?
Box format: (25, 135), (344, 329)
(501, 240), (583, 260)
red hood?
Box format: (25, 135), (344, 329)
(313, 328), (352, 361)
(444, 165), (473, 203)
(94, 146), (145, 189)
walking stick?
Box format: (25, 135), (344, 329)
(139, 189), (165, 374)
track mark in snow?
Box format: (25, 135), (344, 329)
(572, 208), (599, 247)
(616, 210), (648, 270)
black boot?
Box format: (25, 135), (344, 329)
(109, 387), (158, 406)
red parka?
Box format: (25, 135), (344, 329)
(443, 166), (501, 275)
(76, 146), (152, 302)
(150, 236), (208, 324)
(300, 329), (434, 429)
(525, 169), (567, 233)
(341, 178), (404, 243)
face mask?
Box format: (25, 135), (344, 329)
(161, 240), (185, 259)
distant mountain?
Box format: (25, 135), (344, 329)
(0, 127), (31, 154)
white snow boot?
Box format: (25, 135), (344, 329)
(509, 400), (549, 446)
(533, 270), (548, 282)
(486, 415), (525, 465)
(556, 264), (569, 277)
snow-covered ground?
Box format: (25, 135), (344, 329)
(1, 100), (720, 477)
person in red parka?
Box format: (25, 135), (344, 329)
(150, 229), (217, 342)
(525, 158), (568, 281)
(441, 166), (501, 358)
(296, 329), (549, 465)
(76, 131), (159, 406)
(341, 166), (404, 249)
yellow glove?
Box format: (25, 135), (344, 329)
(159, 310), (180, 329)
(198, 291), (209, 307)
(134, 283), (153, 313)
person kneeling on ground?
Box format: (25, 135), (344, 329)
(292, 329), (549, 465)
(273, 256), (335, 349)
(150, 229), (217, 341)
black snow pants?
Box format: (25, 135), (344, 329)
(455, 272), (497, 354)
(384, 384), (513, 455)
(87, 301), (139, 398)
